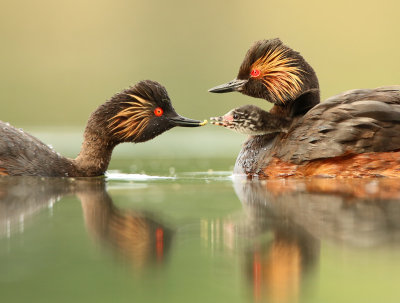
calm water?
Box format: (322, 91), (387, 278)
(1, 158), (400, 303)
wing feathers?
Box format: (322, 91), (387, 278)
(276, 86), (400, 163)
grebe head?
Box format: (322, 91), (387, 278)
(209, 38), (319, 106)
(94, 80), (206, 144)
(210, 104), (291, 135)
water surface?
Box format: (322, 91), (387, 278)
(1, 159), (400, 303)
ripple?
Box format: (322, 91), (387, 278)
(105, 172), (174, 181)
(178, 171), (233, 181)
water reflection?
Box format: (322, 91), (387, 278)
(2, 174), (400, 302)
(79, 182), (173, 268)
(0, 177), (72, 237)
(0, 177), (172, 269)
(230, 177), (400, 303)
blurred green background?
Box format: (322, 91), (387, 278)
(1, 0), (399, 126)
(0, 0), (399, 158)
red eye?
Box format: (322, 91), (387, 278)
(250, 69), (261, 78)
(154, 107), (163, 117)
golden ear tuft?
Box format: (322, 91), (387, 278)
(251, 46), (303, 104)
(108, 94), (153, 140)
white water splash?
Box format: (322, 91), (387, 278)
(105, 172), (175, 181)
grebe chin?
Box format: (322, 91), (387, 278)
(209, 38), (400, 178)
(0, 80), (206, 177)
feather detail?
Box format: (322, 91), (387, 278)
(108, 94), (153, 140)
(251, 47), (303, 104)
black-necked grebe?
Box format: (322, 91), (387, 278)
(209, 38), (400, 178)
(0, 80), (206, 177)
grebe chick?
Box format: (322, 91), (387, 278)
(210, 105), (291, 135)
(208, 38), (400, 178)
(0, 80), (206, 177)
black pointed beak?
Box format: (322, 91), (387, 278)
(169, 115), (208, 127)
(208, 79), (247, 93)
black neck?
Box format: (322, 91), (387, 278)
(270, 88), (320, 118)
(290, 88), (320, 116)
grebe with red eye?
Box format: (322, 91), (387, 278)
(209, 38), (400, 178)
(0, 80), (207, 177)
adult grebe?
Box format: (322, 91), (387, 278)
(209, 39), (400, 178)
(0, 80), (206, 177)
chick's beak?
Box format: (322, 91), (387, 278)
(208, 79), (247, 93)
(210, 115), (233, 127)
(210, 116), (224, 125)
(169, 115), (207, 127)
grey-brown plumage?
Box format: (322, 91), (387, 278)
(0, 80), (205, 177)
(234, 86), (400, 175)
(210, 105), (291, 135)
(0, 123), (77, 176)
(274, 86), (400, 163)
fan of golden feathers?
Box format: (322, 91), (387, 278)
(108, 95), (153, 140)
(251, 46), (303, 104)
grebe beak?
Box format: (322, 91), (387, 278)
(209, 115), (232, 127)
(169, 115), (208, 127)
(208, 79), (247, 93)
(209, 116), (223, 125)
